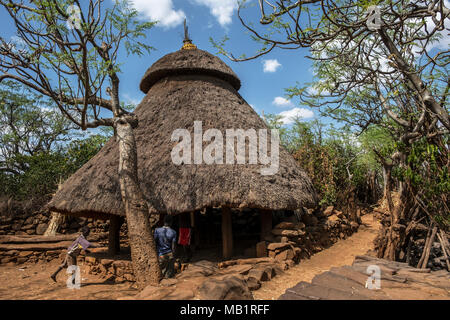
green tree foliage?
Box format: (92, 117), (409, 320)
(0, 81), (109, 200)
(265, 116), (383, 207)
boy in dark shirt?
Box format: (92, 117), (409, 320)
(51, 226), (94, 282)
(154, 215), (177, 278)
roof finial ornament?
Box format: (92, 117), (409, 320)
(182, 19), (197, 50)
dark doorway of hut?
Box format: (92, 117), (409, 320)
(101, 207), (300, 270)
(168, 207), (297, 264)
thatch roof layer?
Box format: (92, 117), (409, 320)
(140, 49), (241, 93)
(48, 49), (317, 218)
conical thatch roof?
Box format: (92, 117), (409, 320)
(48, 48), (317, 219)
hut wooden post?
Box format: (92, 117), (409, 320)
(222, 207), (233, 259)
(260, 209), (272, 241)
(108, 216), (124, 255)
(190, 211), (201, 248)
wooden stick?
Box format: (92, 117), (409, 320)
(420, 226), (438, 269)
(405, 238), (412, 265)
(222, 207), (233, 260)
(417, 226), (432, 268)
(437, 232), (450, 271)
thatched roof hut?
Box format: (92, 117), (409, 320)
(48, 41), (317, 258)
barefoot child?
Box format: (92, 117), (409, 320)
(51, 226), (94, 282)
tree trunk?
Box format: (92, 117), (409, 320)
(44, 212), (64, 236)
(116, 117), (162, 289)
(383, 164), (394, 215)
(382, 166), (388, 200)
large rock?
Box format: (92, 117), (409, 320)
(295, 222), (306, 230)
(245, 276), (261, 291)
(198, 275), (253, 300)
(302, 214), (318, 226)
(323, 206), (335, 216)
(274, 222), (296, 230)
(178, 260), (218, 279)
(267, 242), (290, 251)
(256, 241), (267, 258)
(247, 268), (270, 282)
(327, 215), (340, 223)
(271, 229), (299, 237)
(275, 249), (294, 262)
(36, 223), (48, 235)
(222, 264), (253, 276)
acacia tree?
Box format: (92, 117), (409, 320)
(0, 0), (162, 287)
(216, 0), (449, 263)
(0, 81), (73, 176)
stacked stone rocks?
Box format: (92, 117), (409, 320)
(0, 211), (51, 236)
(0, 233), (107, 265)
(260, 207), (360, 266)
(0, 210), (107, 237)
(83, 256), (135, 283)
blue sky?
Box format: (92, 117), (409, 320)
(0, 0), (319, 126)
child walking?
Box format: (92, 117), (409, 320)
(50, 226), (94, 282)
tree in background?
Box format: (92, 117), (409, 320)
(265, 116), (382, 216)
(0, 80), (109, 202)
(0, 80), (73, 200)
(0, 0), (161, 287)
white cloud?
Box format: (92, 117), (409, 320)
(278, 108), (314, 125)
(423, 9), (450, 51)
(272, 97), (293, 107)
(122, 93), (142, 106)
(130, 0), (185, 29)
(263, 59), (282, 73)
(191, 0), (238, 26)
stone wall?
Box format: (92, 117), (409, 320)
(0, 233), (108, 265)
(81, 206), (362, 285)
(260, 207), (360, 264)
(0, 210), (109, 237)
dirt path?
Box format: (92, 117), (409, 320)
(253, 213), (381, 300)
(0, 259), (139, 300)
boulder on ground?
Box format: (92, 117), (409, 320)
(245, 276), (261, 291)
(271, 229), (299, 237)
(275, 249), (294, 262)
(267, 242), (290, 251)
(324, 206), (335, 216)
(198, 275), (253, 300)
(256, 241), (267, 258)
(274, 222), (296, 230)
(36, 223), (48, 235)
(222, 264), (253, 276)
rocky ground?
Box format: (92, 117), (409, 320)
(279, 255), (450, 300)
(253, 213), (381, 299)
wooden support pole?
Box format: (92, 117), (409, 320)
(437, 232), (450, 271)
(418, 225), (438, 269)
(222, 207), (233, 260)
(260, 209), (272, 241)
(108, 215), (124, 256)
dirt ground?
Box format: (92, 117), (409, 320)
(0, 259), (139, 300)
(0, 213), (380, 300)
(254, 213), (381, 300)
